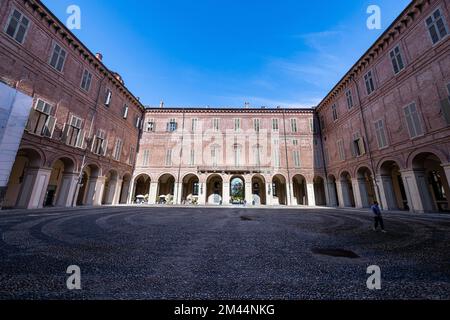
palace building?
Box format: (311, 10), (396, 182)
(0, 0), (449, 213)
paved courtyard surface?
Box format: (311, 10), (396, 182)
(0, 206), (449, 300)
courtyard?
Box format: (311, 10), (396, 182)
(0, 206), (449, 300)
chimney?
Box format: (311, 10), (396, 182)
(160, 100), (164, 109)
(95, 53), (103, 61)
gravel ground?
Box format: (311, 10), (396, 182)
(0, 206), (449, 300)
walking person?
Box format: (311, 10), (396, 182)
(371, 201), (386, 233)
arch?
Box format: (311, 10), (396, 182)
(406, 148), (449, 170)
(206, 174), (223, 205)
(157, 173), (175, 204)
(131, 173), (151, 204)
(49, 154), (78, 173)
(378, 160), (408, 211)
(339, 171), (355, 208)
(230, 175), (245, 204)
(313, 176), (326, 206)
(45, 156), (77, 207)
(119, 172), (133, 204)
(76, 163), (102, 206)
(292, 174), (308, 205)
(3, 147), (46, 208)
(376, 156), (405, 174)
(181, 173), (200, 205)
(355, 166), (377, 208)
(252, 174), (266, 205)
(409, 152), (449, 212)
(102, 170), (119, 205)
(271, 174), (287, 205)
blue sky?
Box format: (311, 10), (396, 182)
(42, 0), (411, 108)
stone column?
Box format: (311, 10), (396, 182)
(286, 182), (293, 206)
(55, 172), (79, 207)
(111, 178), (123, 205)
(174, 182), (182, 205)
(352, 178), (366, 208)
(335, 181), (345, 208)
(148, 182), (158, 205)
(16, 167), (52, 209)
(198, 182), (206, 205)
(223, 180), (230, 205)
(376, 175), (398, 211)
(85, 176), (105, 206)
(442, 163), (450, 202)
(401, 169), (434, 213)
(306, 183), (316, 207)
(245, 180), (252, 205)
(266, 182), (272, 206)
(326, 180), (338, 207)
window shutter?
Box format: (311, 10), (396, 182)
(25, 109), (39, 132)
(441, 98), (450, 125)
(102, 138), (108, 156)
(76, 130), (85, 149)
(45, 116), (57, 138)
(61, 123), (69, 143)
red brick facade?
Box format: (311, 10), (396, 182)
(0, 0), (449, 212)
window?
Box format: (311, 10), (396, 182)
(293, 150), (301, 168)
(122, 105), (129, 119)
(233, 144), (242, 167)
(323, 146), (330, 165)
(254, 119), (261, 132)
(5, 9), (29, 44)
(211, 146), (219, 166)
(337, 139), (345, 161)
(272, 118), (279, 131)
(293, 139), (298, 146)
(104, 89), (112, 106)
(352, 132), (366, 157)
(192, 182), (200, 196)
(331, 104), (338, 122)
(253, 145), (261, 166)
(346, 90), (354, 109)
(234, 118), (241, 132)
(92, 129), (107, 156)
(314, 139), (323, 168)
(364, 71), (375, 95)
(63, 115), (84, 148)
(309, 118), (316, 133)
(167, 118), (177, 132)
(390, 45), (405, 74)
(273, 148), (280, 168)
(426, 8), (448, 45)
(129, 146), (135, 165)
(25, 99), (56, 138)
(213, 118), (219, 131)
(404, 102), (423, 138)
(291, 119), (298, 133)
(191, 118), (198, 132)
(135, 115), (141, 128)
(80, 69), (92, 92)
(375, 119), (388, 148)
(147, 120), (155, 132)
(113, 138), (123, 161)
(443, 83), (450, 125)
(49, 43), (67, 72)
(319, 116), (325, 129)
(189, 149), (195, 166)
(142, 150), (150, 166)
(165, 149), (172, 166)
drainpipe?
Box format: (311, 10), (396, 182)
(282, 109), (292, 205)
(315, 111), (331, 205)
(176, 108), (186, 203)
(352, 76), (382, 209)
(71, 73), (107, 206)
